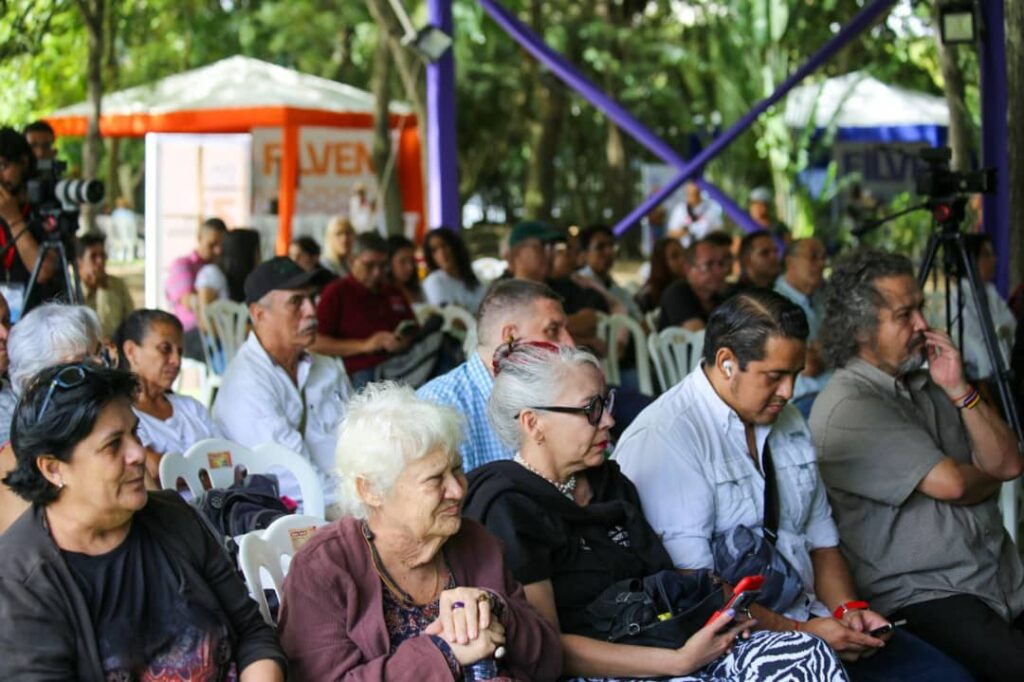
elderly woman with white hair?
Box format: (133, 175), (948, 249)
(278, 382), (561, 680)
(0, 303), (104, 534)
(463, 342), (848, 681)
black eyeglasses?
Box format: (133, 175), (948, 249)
(529, 389), (616, 426)
(37, 365), (91, 421)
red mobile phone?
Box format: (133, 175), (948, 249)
(705, 575), (765, 627)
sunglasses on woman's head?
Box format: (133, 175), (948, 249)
(36, 364), (93, 421)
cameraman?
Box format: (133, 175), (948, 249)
(0, 127), (59, 314)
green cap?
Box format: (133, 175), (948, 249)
(508, 220), (560, 248)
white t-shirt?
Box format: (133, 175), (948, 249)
(195, 264), (229, 301)
(422, 270), (485, 312)
(135, 393), (222, 455)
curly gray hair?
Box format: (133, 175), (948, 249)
(819, 249), (915, 369)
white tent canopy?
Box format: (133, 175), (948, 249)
(51, 55), (410, 118)
(784, 70), (949, 130)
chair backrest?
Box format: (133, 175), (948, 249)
(200, 300), (250, 376)
(605, 314), (654, 396)
(441, 304), (476, 344)
(159, 438), (326, 519)
(412, 302), (442, 325)
(238, 514), (328, 624)
(650, 327), (705, 390)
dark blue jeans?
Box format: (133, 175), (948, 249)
(845, 628), (975, 682)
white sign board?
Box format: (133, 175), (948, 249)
(144, 133), (252, 309)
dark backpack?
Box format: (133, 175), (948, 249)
(193, 474), (290, 558)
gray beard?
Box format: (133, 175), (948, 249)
(896, 351), (926, 376)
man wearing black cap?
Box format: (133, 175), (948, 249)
(212, 256), (350, 517)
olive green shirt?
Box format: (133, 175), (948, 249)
(808, 357), (1024, 619)
(82, 274), (135, 339)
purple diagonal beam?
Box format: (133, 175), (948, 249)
(978, 0), (1010, 295)
(477, 0), (755, 232)
(609, 0), (899, 236)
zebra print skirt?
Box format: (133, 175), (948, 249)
(569, 631), (849, 681)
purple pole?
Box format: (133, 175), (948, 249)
(476, 0), (755, 232)
(427, 0), (460, 230)
(978, 0), (1010, 295)
(609, 0), (899, 236)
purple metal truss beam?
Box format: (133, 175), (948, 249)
(477, 0), (755, 232)
(610, 0), (900, 236)
(427, 0), (460, 230)
(978, 0), (1010, 295)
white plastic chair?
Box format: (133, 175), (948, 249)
(604, 314), (654, 396)
(441, 305), (476, 345)
(645, 308), (661, 333)
(199, 299), (250, 376)
(648, 327), (705, 391)
(159, 438), (326, 519)
(238, 514), (328, 625)
(412, 303), (443, 325)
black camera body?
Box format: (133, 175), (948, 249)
(24, 158), (104, 240)
(915, 147), (994, 197)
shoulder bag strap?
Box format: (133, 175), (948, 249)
(761, 439), (780, 545)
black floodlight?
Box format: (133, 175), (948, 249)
(386, 0), (453, 62)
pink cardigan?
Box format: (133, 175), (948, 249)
(278, 516), (563, 681)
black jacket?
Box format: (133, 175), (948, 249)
(0, 490), (285, 680)
(464, 460), (673, 634)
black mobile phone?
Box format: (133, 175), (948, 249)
(869, 619), (907, 637)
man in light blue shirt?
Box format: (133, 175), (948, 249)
(418, 279), (572, 471)
(774, 237), (830, 417)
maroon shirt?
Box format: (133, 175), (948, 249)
(316, 274), (415, 373)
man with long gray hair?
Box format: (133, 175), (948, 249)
(809, 248), (1024, 679)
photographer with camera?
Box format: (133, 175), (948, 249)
(0, 127), (60, 315)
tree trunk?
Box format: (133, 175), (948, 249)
(103, 0), (119, 210)
(77, 0), (105, 231)
(933, 2), (973, 171)
(523, 0), (565, 221)
(1007, 0), (1024, 290)
(370, 25), (404, 236)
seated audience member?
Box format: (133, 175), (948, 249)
(386, 234), (424, 305)
(321, 216), (356, 278)
(0, 363), (285, 680)
(615, 290), (971, 680)
(313, 232), (421, 387)
(196, 228), (262, 307)
(732, 229), (780, 292)
(635, 237), (686, 314)
(809, 249), (1024, 681)
(279, 382), (561, 680)
(959, 233), (1016, 382)
(774, 237), (830, 417)
(464, 342), (846, 681)
(0, 303), (102, 533)
(577, 224), (643, 319)
(667, 181), (724, 246)
(116, 309), (221, 476)
(288, 235), (322, 273)
(213, 257), (351, 516)
(76, 232), (134, 340)
(24, 119), (57, 160)
(748, 187), (790, 244)
(418, 279), (573, 471)
(658, 236), (730, 331)
(165, 217), (227, 359)
(422, 226), (485, 312)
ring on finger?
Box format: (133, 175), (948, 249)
(452, 601), (466, 609)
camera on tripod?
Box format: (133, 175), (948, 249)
(915, 147), (994, 197)
(25, 158), (104, 237)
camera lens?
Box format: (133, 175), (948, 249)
(55, 178), (104, 206)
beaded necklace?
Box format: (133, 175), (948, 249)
(514, 453), (577, 499)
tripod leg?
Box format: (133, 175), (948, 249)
(22, 242), (51, 310)
(952, 237), (1023, 440)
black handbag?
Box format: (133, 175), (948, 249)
(577, 569), (725, 648)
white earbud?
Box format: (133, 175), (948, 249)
(723, 360), (734, 378)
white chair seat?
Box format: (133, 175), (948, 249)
(648, 327), (705, 391)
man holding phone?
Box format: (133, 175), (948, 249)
(615, 290), (971, 680)
(810, 250), (1024, 681)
